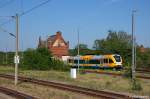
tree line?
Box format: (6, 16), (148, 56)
(0, 30), (150, 69)
(0, 48), (70, 71)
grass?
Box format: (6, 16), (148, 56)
(0, 78), (98, 99)
(0, 65), (14, 74)
(0, 65), (150, 97)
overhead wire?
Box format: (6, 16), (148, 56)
(0, 0), (52, 42)
(0, 0), (52, 27)
(0, 18), (14, 26)
(0, 27), (10, 33)
(0, 26), (14, 37)
(0, 0), (52, 51)
(20, 0), (51, 16)
(0, 0), (15, 26)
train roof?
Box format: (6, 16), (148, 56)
(69, 54), (121, 60)
(92, 55), (103, 59)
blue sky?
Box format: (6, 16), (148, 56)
(0, 0), (150, 51)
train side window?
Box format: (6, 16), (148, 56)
(104, 59), (106, 63)
(104, 59), (108, 63)
(89, 60), (100, 64)
(106, 59), (108, 63)
(89, 60), (92, 64)
(86, 60), (89, 64)
(109, 59), (113, 63)
(74, 60), (85, 64)
(68, 59), (72, 63)
(79, 60), (85, 64)
(74, 60), (78, 64)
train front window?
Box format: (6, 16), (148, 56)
(113, 55), (121, 62)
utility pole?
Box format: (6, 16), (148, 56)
(15, 14), (19, 85)
(5, 48), (7, 65)
(77, 29), (80, 73)
(46, 35), (48, 48)
(0, 15), (19, 84)
(131, 10), (136, 81)
(2, 52), (4, 65)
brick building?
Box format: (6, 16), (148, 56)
(38, 31), (69, 58)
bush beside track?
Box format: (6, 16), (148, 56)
(20, 48), (70, 71)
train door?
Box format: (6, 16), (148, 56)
(103, 58), (109, 68)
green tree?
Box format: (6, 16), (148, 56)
(136, 47), (150, 68)
(93, 30), (132, 66)
(0, 51), (15, 66)
(21, 48), (52, 70)
(70, 44), (91, 55)
(0, 52), (5, 65)
(21, 48), (70, 71)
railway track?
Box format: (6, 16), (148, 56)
(0, 86), (36, 99)
(0, 74), (132, 99)
(124, 68), (150, 73)
(136, 69), (150, 73)
(83, 70), (150, 80)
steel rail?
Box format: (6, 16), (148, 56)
(124, 68), (150, 73)
(0, 74), (132, 99)
(0, 86), (37, 99)
(136, 69), (150, 73)
(83, 70), (150, 80)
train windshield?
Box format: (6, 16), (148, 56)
(113, 55), (121, 62)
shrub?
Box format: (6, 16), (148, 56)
(20, 48), (70, 71)
(131, 79), (142, 91)
(123, 68), (132, 78)
(21, 48), (52, 70)
(50, 58), (70, 71)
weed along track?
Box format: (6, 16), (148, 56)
(0, 74), (132, 99)
(0, 86), (37, 99)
